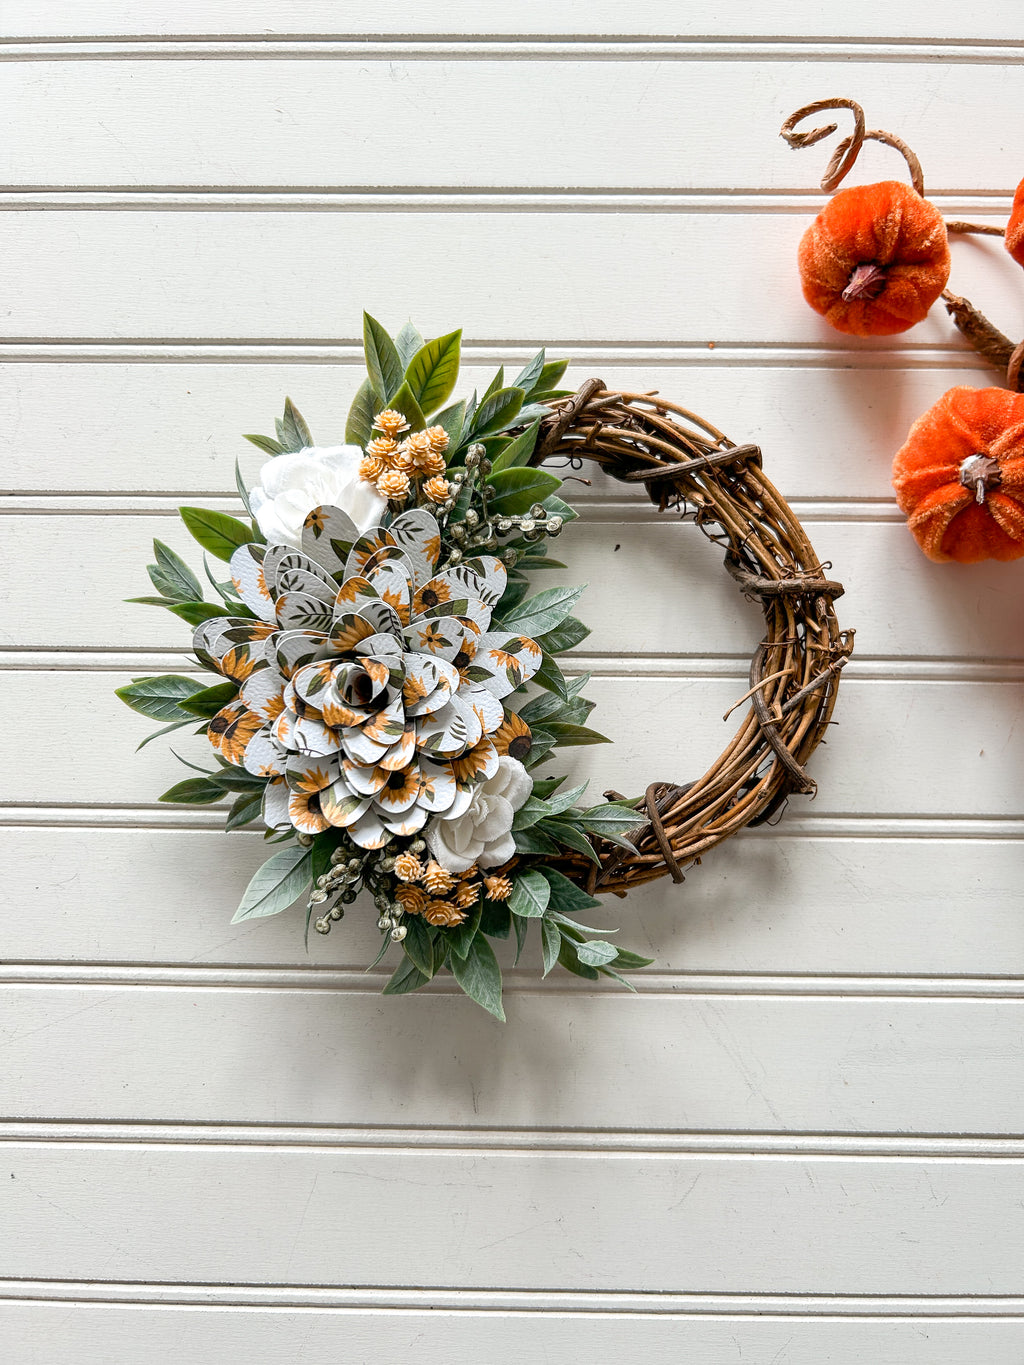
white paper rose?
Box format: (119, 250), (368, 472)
(426, 756), (533, 874)
(248, 446), (387, 549)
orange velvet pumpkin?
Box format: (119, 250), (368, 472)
(1006, 177), (1024, 268)
(892, 386), (1024, 563)
(798, 180), (950, 336)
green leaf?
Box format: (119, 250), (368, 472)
(275, 397), (312, 452)
(403, 915), (437, 980)
(608, 947), (655, 970)
(512, 826), (560, 857)
(479, 900), (512, 938)
(543, 492), (578, 524)
(179, 506), (253, 562)
(507, 868), (550, 919)
(403, 328), (461, 416)
(510, 795), (554, 830)
(232, 844), (312, 923)
(543, 782), (590, 816)
(159, 777), (225, 805)
(557, 936), (599, 980)
(151, 540), (201, 601)
(382, 954), (430, 996)
(541, 918), (562, 977)
(395, 320), (426, 368)
(450, 933), (505, 1021)
(243, 433), (286, 457)
(544, 722), (610, 747)
(383, 380), (426, 434)
(136, 717), (197, 751)
(116, 673), (204, 721)
(576, 939), (619, 967)
(538, 615), (591, 654)
(234, 459), (254, 517)
(580, 803), (645, 848)
(472, 386), (524, 437)
(448, 893), (483, 961)
(433, 398), (466, 449)
(179, 681), (238, 718)
(481, 366), (505, 403)
(345, 377), (377, 448)
(500, 583), (585, 638)
(487, 467), (562, 517)
(531, 358), (569, 395)
(363, 312), (405, 403)
(540, 818), (601, 866)
(511, 349), (546, 395)
(489, 418), (541, 474)
(225, 791), (263, 831)
(166, 600), (233, 626)
(530, 775), (566, 799)
(532, 652), (570, 701)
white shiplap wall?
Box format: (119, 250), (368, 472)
(2, 4), (1023, 1361)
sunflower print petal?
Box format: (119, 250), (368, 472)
(274, 629), (328, 680)
(347, 806), (390, 850)
(378, 805), (430, 838)
(343, 530), (394, 583)
(448, 736), (500, 787)
(275, 592), (335, 634)
(415, 691), (483, 759)
(262, 776), (291, 830)
(466, 631), (543, 698)
(415, 761), (460, 814)
(328, 612), (376, 653)
(320, 781), (372, 830)
(491, 709), (533, 762)
(229, 543), (277, 623)
(342, 758), (389, 797)
(301, 504), (359, 579)
(262, 545), (335, 599)
(288, 789), (330, 835)
(207, 700), (264, 767)
(385, 508), (442, 590)
(240, 665), (286, 723)
(461, 555), (507, 609)
(243, 727), (287, 779)
(376, 723), (417, 773)
(373, 766), (423, 814)
(285, 752), (341, 794)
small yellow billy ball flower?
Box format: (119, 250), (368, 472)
(453, 880), (480, 909)
(424, 900), (468, 928)
(403, 431), (435, 472)
(374, 409), (410, 437)
(359, 453), (386, 483)
(484, 875), (513, 902)
(423, 860), (457, 895)
(423, 475), (451, 504)
(395, 884), (427, 915)
(377, 468), (411, 501)
(425, 425), (451, 454)
(394, 852), (425, 883)
(365, 435), (399, 464)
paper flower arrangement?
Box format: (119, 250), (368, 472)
(117, 316), (648, 1016)
(783, 97), (1024, 564)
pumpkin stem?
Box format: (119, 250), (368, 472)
(942, 290), (1024, 391)
(842, 262), (887, 302)
(959, 453), (1002, 505)
(780, 97), (925, 196)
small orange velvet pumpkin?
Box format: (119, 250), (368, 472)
(799, 180), (950, 336)
(1006, 177), (1024, 268)
(892, 386), (1024, 563)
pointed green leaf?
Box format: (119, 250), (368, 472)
(179, 506), (253, 562)
(557, 936), (599, 980)
(500, 583), (585, 637)
(243, 433), (286, 457)
(382, 953), (431, 996)
(512, 826), (560, 856)
(395, 320), (426, 368)
(232, 844), (312, 923)
(481, 366), (505, 403)
(531, 359), (569, 395)
(541, 918), (562, 976)
(383, 381), (426, 434)
(511, 349), (546, 394)
(116, 674), (204, 721)
(448, 893), (483, 961)
(576, 939), (619, 967)
(363, 312), (404, 403)
(226, 790), (264, 831)
(159, 777), (225, 805)
(507, 868), (550, 919)
(580, 803), (645, 843)
(179, 681), (238, 718)
(538, 615), (590, 654)
(544, 722), (610, 747)
(532, 652), (570, 701)
(540, 818), (601, 866)
(472, 385), (524, 437)
(486, 466), (562, 517)
(433, 398), (466, 449)
(136, 716), (197, 751)
(402, 915), (437, 979)
(166, 600), (233, 626)
(151, 540), (202, 601)
(450, 932), (505, 1020)
(510, 795), (554, 831)
(489, 417), (541, 474)
(276, 397), (312, 452)
(403, 328), (461, 416)
(345, 376), (377, 448)
(479, 899), (512, 938)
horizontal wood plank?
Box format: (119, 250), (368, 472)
(2, 1143), (1024, 1286)
(2, 210), (1020, 345)
(5, 827), (1022, 976)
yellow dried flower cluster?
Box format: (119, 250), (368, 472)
(359, 415), (451, 505)
(391, 854), (513, 928)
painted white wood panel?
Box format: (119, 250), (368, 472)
(2, 210), (1020, 345)
(1, 59), (1019, 191)
(5, 828), (1022, 976)
(0, 511), (1014, 660)
(3, 987), (1024, 1130)
(4, 1145), (1024, 1289)
(8, 0), (1018, 40)
(0, 359), (998, 498)
(3, 1302), (1024, 1365)
(2, 670), (1021, 816)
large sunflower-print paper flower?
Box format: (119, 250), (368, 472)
(194, 505), (543, 850)
(248, 446), (386, 548)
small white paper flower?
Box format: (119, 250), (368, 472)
(426, 756), (533, 874)
(249, 446), (386, 548)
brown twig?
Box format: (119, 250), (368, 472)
(780, 97), (925, 195)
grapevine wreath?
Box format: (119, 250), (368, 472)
(118, 316), (853, 1016)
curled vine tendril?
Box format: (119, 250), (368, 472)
(780, 96), (925, 196)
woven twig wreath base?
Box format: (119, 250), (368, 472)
(529, 380), (855, 896)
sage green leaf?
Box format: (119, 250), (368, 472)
(541, 918), (561, 977)
(513, 909), (529, 965)
(543, 492), (578, 524)
(345, 377), (377, 448)
(510, 795), (554, 831)
(403, 328), (461, 416)
(159, 777), (225, 805)
(532, 358), (569, 395)
(275, 397), (312, 452)
(489, 417), (541, 474)
(433, 398), (466, 449)
(544, 722), (610, 747)
(226, 790), (263, 831)
(179, 681), (238, 718)
(403, 915), (436, 979)
(116, 673), (204, 721)
(472, 385), (524, 437)
(384, 380), (426, 434)
(451, 932), (505, 1020)
(500, 583), (585, 638)
(481, 366), (505, 402)
(136, 717), (197, 751)
(231, 844), (312, 923)
(581, 803), (645, 846)
(382, 954), (431, 996)
(557, 936), (599, 980)
(507, 868), (550, 919)
(395, 319), (426, 368)
(543, 782), (590, 816)
(532, 652), (570, 701)
(479, 900), (512, 937)
(179, 506), (253, 562)
(486, 467), (562, 517)
(448, 894), (482, 961)
(512, 826), (560, 856)
(609, 946), (655, 969)
(151, 540), (201, 601)
(514, 401), (558, 425)
(540, 818), (601, 866)
(243, 433), (286, 457)
(234, 459), (254, 516)
(363, 312), (404, 403)
(538, 615), (590, 654)
(166, 600), (233, 626)
(576, 939), (619, 967)
(511, 349), (546, 394)
(529, 775), (566, 799)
